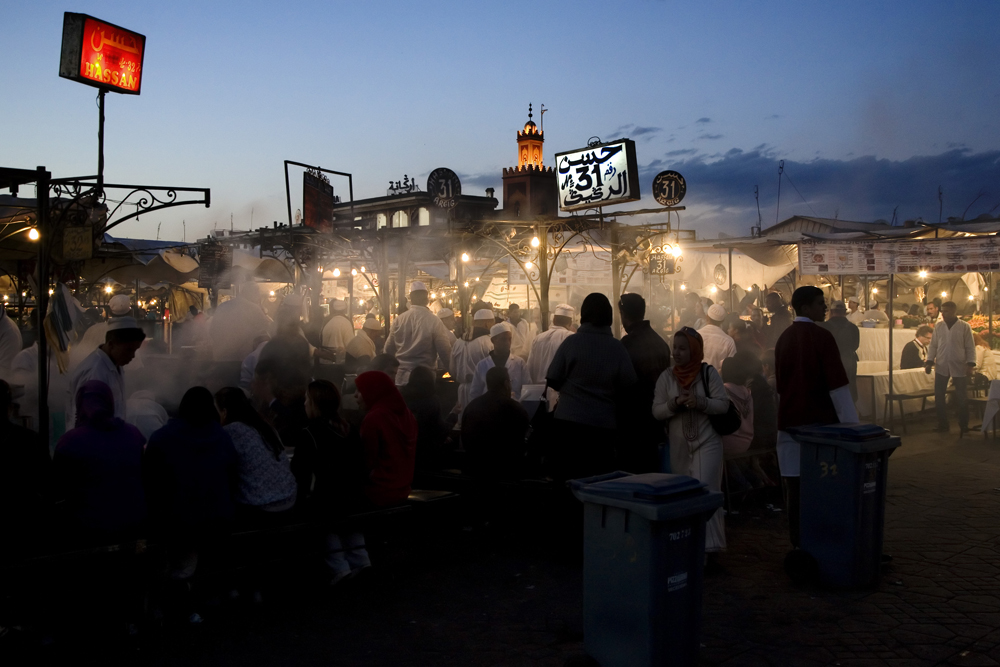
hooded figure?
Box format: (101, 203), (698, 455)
(53, 381), (147, 538)
(354, 371), (418, 506)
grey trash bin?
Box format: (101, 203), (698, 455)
(791, 425), (901, 588)
(570, 471), (724, 667)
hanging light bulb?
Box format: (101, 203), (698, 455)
(968, 295), (975, 301)
(680, 284), (687, 291)
(269, 290), (275, 296)
(710, 286), (718, 294)
(941, 291), (948, 297)
(530, 236), (540, 248)
(872, 287), (878, 294)
(333, 268), (341, 277)
(360, 266), (366, 273)
(919, 270), (928, 278)
(104, 285), (113, 294)
(525, 261), (533, 269)
(464, 281), (469, 287)
(475, 277), (480, 282)
(461, 252), (470, 262)
(671, 244), (683, 258)
(27, 228), (40, 241)
(351, 268), (358, 276)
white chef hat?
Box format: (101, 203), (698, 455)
(410, 281), (428, 293)
(473, 308), (494, 321)
(437, 308), (454, 319)
(363, 317), (382, 331)
(108, 294), (132, 315)
(553, 304), (575, 317)
(707, 304), (727, 321)
(331, 299), (347, 312)
(490, 322), (513, 338)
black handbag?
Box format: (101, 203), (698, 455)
(701, 363), (742, 436)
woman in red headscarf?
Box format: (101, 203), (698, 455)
(354, 371), (418, 507)
(652, 327), (731, 560)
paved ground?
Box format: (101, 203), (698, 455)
(6, 414), (1000, 666)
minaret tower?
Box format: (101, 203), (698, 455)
(502, 104), (557, 219)
(518, 104), (544, 167)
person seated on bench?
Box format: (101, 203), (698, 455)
(461, 366), (530, 480)
(0, 379), (51, 547)
(401, 366), (457, 472)
(53, 380), (147, 542)
(354, 371), (417, 507)
(215, 387), (297, 524)
(294, 379), (371, 585)
(900, 326), (933, 370)
(143, 387), (238, 619)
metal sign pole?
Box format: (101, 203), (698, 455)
(97, 89), (106, 199)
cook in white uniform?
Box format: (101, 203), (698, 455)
(383, 281), (453, 385)
(322, 299), (355, 362)
(67, 316), (145, 428)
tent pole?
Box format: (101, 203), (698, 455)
(888, 274), (895, 428)
(728, 247), (734, 313)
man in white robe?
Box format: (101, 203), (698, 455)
(70, 294), (131, 370)
(507, 304), (530, 360)
(322, 299), (355, 362)
(67, 316), (145, 427)
(698, 304), (737, 371)
(383, 281), (453, 385)
(452, 308), (495, 409)
(469, 322), (528, 402)
(526, 304), (575, 384)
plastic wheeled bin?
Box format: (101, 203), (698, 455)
(570, 471), (724, 667)
(791, 425), (901, 588)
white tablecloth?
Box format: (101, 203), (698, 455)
(857, 327), (919, 370)
(981, 379), (1000, 433)
(856, 367), (935, 422)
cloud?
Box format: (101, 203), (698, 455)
(665, 148), (698, 157)
(765, 114), (780, 120)
(695, 117), (712, 124)
(696, 133), (724, 141)
(631, 125), (662, 137)
(608, 123), (661, 140)
(637, 148), (1000, 236)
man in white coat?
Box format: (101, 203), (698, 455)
(527, 304), (575, 384)
(469, 322), (528, 402)
(70, 293), (132, 370)
(383, 281), (453, 385)
(67, 316), (145, 427)
(507, 304), (530, 360)
(698, 303), (737, 371)
(925, 300), (976, 434)
(451, 308), (494, 409)
(322, 299), (355, 362)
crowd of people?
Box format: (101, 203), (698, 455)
(2, 274), (990, 622)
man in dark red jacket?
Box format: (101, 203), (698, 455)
(775, 286), (858, 548)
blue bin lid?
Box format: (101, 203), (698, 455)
(583, 473), (705, 501)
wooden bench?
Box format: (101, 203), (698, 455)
(883, 389), (937, 433)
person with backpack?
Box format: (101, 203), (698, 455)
(652, 327), (732, 565)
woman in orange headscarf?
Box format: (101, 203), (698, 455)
(652, 327), (731, 561)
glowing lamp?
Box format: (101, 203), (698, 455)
(104, 285), (113, 294)
(525, 261), (533, 269)
(48, 289), (54, 295)
(671, 244), (683, 258)
(461, 252), (470, 262)
(464, 281), (469, 287)
(475, 277), (480, 282)
(351, 269), (358, 276)
(530, 236), (540, 248)
(919, 270), (928, 278)
(710, 286), (718, 294)
(361, 266), (366, 273)
(968, 295), (975, 301)
(680, 284), (687, 291)
(27, 228), (40, 241)
(269, 290), (275, 296)
(872, 288), (878, 294)
(941, 291), (948, 297)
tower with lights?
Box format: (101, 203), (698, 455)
(501, 104), (557, 219)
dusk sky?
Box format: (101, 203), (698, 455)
(5, 1), (1000, 241)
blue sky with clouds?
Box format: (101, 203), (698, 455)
(5, 1), (1000, 240)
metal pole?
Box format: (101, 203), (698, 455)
(36, 167), (50, 449)
(888, 274), (895, 427)
(990, 271), (994, 340)
(97, 90), (106, 199)
(609, 217), (622, 337)
(538, 226), (550, 333)
(728, 247), (734, 313)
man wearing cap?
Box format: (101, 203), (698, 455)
(345, 317), (385, 368)
(527, 305), (575, 385)
(507, 304), (530, 360)
(437, 308), (457, 344)
(451, 309), (495, 409)
(67, 316), (146, 426)
(70, 294), (133, 369)
(322, 299), (356, 363)
(469, 322), (528, 402)
(819, 300), (860, 401)
(698, 304), (737, 371)
(846, 296), (865, 325)
(383, 281), (453, 385)
(0, 306), (22, 379)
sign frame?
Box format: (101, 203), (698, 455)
(59, 12), (146, 95)
(652, 170), (686, 206)
(303, 172), (335, 233)
(555, 138), (641, 211)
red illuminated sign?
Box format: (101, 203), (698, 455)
(59, 13), (145, 95)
